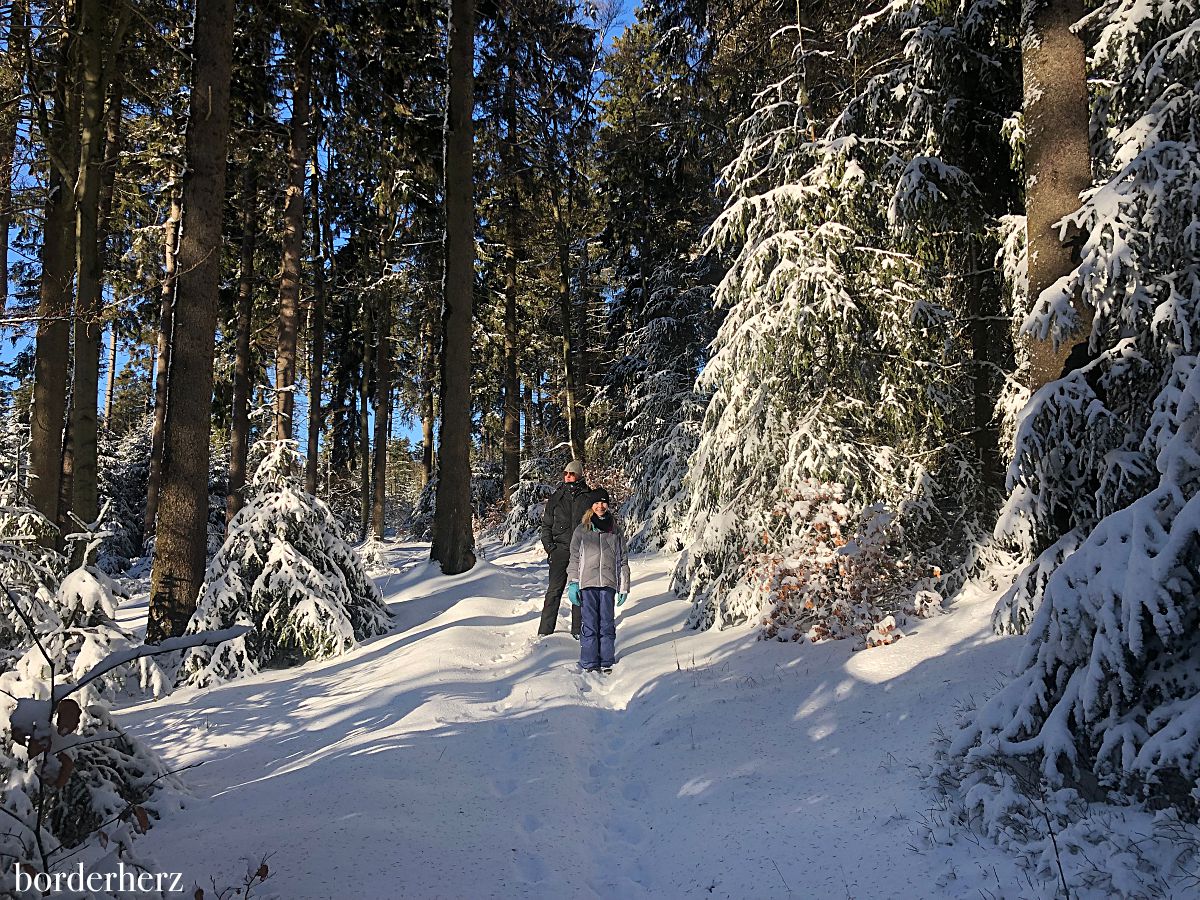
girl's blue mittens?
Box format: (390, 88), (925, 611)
(567, 582), (581, 606)
(616, 592), (628, 607)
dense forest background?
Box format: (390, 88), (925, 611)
(0, 0), (1198, 892)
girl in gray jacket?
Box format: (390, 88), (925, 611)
(566, 487), (630, 673)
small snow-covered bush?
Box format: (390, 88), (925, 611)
(36, 568), (169, 700)
(0, 553), (174, 895)
(681, 479), (944, 647)
(178, 442), (391, 688)
(929, 694), (1200, 898)
(0, 660), (173, 856)
(746, 482), (943, 649)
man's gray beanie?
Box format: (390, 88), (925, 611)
(564, 459), (585, 475)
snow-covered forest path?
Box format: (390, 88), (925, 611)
(116, 542), (1029, 899)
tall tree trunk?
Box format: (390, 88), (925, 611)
(358, 298), (373, 539)
(305, 150), (326, 496)
(147, 0), (235, 642)
(1022, 0), (1092, 391)
(0, 1), (26, 316)
(69, 0), (121, 545)
(29, 26), (80, 538)
(226, 163), (257, 526)
(556, 205), (584, 461)
(431, 0), (476, 575)
(144, 178), (181, 545)
(371, 292), (391, 539)
(99, 71), (123, 432)
(522, 377), (533, 455)
(500, 74), (520, 508)
(419, 317), (436, 485)
(274, 26), (312, 441)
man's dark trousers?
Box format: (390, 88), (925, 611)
(579, 587), (616, 669)
(539, 547), (581, 636)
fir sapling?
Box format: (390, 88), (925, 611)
(178, 442), (391, 688)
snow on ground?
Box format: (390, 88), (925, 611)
(115, 541), (1040, 899)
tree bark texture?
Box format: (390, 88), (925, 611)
(275, 26), (312, 441)
(29, 25), (80, 538)
(1022, 0), (1093, 391)
(430, 0), (476, 575)
(227, 163), (257, 526)
(305, 152), (326, 496)
(144, 179), (181, 544)
(147, 0), (235, 641)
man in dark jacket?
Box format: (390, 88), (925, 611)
(538, 459), (590, 637)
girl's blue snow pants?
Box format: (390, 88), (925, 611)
(580, 587), (616, 670)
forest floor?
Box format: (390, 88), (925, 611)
(113, 540), (1051, 899)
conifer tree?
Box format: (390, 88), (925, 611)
(179, 442), (390, 687)
(147, 0), (236, 641)
(431, 0), (477, 575)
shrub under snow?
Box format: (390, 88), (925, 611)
(952, 358), (1200, 811)
(949, 0), (1200, 825)
(682, 478), (945, 649)
(0, 516), (175, 895)
(178, 442), (391, 688)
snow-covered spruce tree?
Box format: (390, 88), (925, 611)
(594, 14), (723, 552)
(602, 255), (716, 553)
(676, 0), (1021, 631)
(991, 0), (1200, 635)
(949, 0), (1200, 816)
(481, 450), (563, 547)
(178, 442), (391, 687)
(0, 666), (174, 894)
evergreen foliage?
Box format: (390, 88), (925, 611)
(593, 13), (724, 551)
(950, 0), (1200, 815)
(675, 0), (1021, 630)
(0, 504), (172, 895)
(178, 442), (391, 688)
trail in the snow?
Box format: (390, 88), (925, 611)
(115, 540), (1031, 900)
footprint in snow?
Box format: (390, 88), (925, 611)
(621, 781), (645, 803)
(608, 819), (647, 844)
(514, 853), (547, 883)
(519, 813), (542, 834)
(491, 777), (519, 797)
